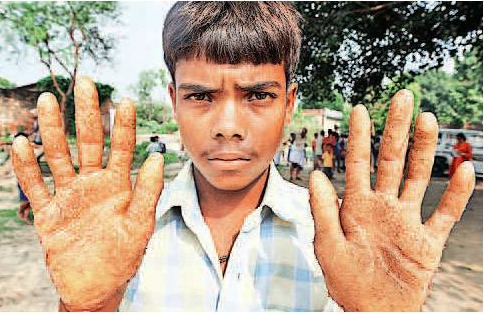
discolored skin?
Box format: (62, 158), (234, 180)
(310, 90), (475, 311)
(12, 77), (164, 311)
(12, 75), (475, 312)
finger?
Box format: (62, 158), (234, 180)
(127, 153), (164, 224)
(74, 76), (104, 174)
(375, 89), (414, 195)
(37, 93), (76, 188)
(309, 171), (345, 248)
(12, 136), (52, 213)
(400, 112), (438, 203)
(425, 161), (475, 245)
(345, 105), (371, 193)
(107, 98), (136, 176)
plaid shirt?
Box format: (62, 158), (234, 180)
(120, 162), (341, 311)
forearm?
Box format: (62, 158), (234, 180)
(58, 282), (128, 312)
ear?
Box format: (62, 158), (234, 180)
(285, 83), (298, 125)
(168, 83), (177, 121)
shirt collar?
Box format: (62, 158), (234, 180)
(156, 161), (311, 226)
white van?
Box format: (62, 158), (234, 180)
(433, 129), (483, 178)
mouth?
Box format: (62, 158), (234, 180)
(207, 152), (252, 169)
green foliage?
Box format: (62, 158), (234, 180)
(0, 77), (15, 88)
(136, 118), (178, 134)
(132, 142), (178, 169)
(0, 2), (120, 134)
(131, 68), (171, 123)
(367, 77), (421, 134)
(416, 50), (483, 128)
(37, 76), (114, 135)
(300, 90), (345, 110)
(285, 107), (322, 144)
(363, 48), (482, 132)
(0, 209), (24, 233)
(294, 2), (483, 105)
(0, 2), (121, 68)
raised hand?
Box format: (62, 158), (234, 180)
(309, 90), (475, 311)
(12, 77), (164, 311)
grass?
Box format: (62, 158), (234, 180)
(0, 185), (13, 193)
(0, 209), (26, 234)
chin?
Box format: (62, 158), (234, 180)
(194, 160), (269, 192)
(211, 175), (256, 191)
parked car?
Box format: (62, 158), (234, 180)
(432, 129), (483, 178)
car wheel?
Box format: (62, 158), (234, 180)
(432, 156), (448, 177)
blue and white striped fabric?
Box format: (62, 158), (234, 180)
(120, 161), (342, 311)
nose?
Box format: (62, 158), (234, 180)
(210, 99), (246, 141)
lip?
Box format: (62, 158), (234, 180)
(207, 152), (251, 161)
(207, 152), (251, 170)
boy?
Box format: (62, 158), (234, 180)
(322, 143), (334, 180)
(12, 2), (475, 312)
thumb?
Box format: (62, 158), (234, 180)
(127, 153), (164, 224)
(309, 171), (345, 256)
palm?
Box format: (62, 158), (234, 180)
(12, 77), (164, 311)
(310, 90), (475, 311)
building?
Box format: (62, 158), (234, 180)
(302, 108), (343, 133)
(0, 84), (114, 139)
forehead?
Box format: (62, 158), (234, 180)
(174, 58), (286, 86)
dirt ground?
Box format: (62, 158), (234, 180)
(0, 157), (482, 311)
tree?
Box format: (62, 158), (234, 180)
(129, 68), (172, 124)
(294, 2), (483, 105)
(0, 77), (15, 89)
(37, 76), (114, 135)
(417, 49), (483, 128)
(0, 2), (121, 133)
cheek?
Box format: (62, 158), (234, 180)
(176, 113), (207, 153)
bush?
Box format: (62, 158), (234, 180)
(158, 120), (178, 134)
(132, 142), (179, 170)
(136, 118), (178, 134)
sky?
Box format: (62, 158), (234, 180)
(0, 1), (176, 102)
(0, 1), (454, 103)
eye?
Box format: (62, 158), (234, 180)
(184, 93), (212, 102)
(247, 92), (276, 101)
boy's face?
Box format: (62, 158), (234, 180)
(169, 58), (297, 190)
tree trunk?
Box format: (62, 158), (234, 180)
(59, 96), (68, 135)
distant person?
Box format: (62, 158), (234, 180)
(322, 143), (334, 179)
(146, 136), (165, 154)
(289, 127), (307, 180)
(286, 132), (296, 163)
(273, 139), (285, 166)
(334, 132), (343, 173)
(338, 134), (347, 172)
(373, 131), (382, 169)
(178, 142), (185, 164)
(323, 129), (337, 171)
(157, 137), (167, 154)
(449, 132), (473, 178)
(30, 109), (44, 163)
(314, 130), (324, 171)
(14, 132), (34, 224)
(311, 132), (318, 170)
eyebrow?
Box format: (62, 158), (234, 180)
(177, 81), (282, 93)
(178, 84), (219, 93)
(236, 81), (282, 91)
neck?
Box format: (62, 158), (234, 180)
(193, 166), (270, 220)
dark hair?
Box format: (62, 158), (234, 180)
(320, 130), (325, 136)
(457, 132), (466, 141)
(314, 133), (318, 137)
(14, 132), (29, 138)
(150, 136), (159, 142)
(163, 1), (302, 86)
